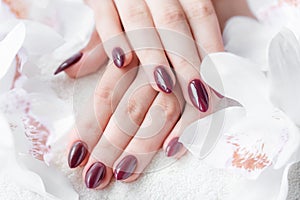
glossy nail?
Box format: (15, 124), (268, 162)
(166, 137), (183, 157)
(114, 155), (137, 180)
(85, 162), (106, 189)
(188, 79), (209, 112)
(112, 47), (125, 68)
(154, 66), (173, 93)
(68, 141), (88, 168)
(54, 52), (83, 75)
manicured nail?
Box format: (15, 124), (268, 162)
(85, 162), (106, 189)
(112, 47), (125, 68)
(166, 137), (183, 157)
(212, 88), (224, 99)
(68, 141), (88, 169)
(114, 155), (137, 181)
(154, 66), (173, 94)
(188, 79), (209, 112)
(54, 52), (83, 75)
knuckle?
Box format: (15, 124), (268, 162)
(157, 7), (186, 26)
(94, 85), (113, 105)
(127, 97), (145, 125)
(185, 0), (215, 20)
(156, 95), (180, 121)
(123, 4), (150, 25)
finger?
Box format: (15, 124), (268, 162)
(54, 29), (108, 78)
(178, 0), (224, 57)
(114, 0), (176, 94)
(113, 87), (184, 182)
(163, 89), (223, 158)
(145, 0), (212, 113)
(82, 70), (157, 189)
(88, 0), (133, 68)
(163, 104), (198, 158)
(67, 56), (139, 169)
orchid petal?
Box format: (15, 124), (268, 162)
(0, 88), (77, 199)
(223, 16), (276, 70)
(0, 113), (14, 167)
(180, 53), (300, 180)
(201, 53), (271, 113)
(0, 1), (16, 22)
(246, 0), (275, 19)
(18, 155), (79, 200)
(269, 28), (300, 126)
(0, 112), (48, 198)
(225, 167), (286, 200)
(179, 52), (269, 159)
(29, 0), (94, 61)
(179, 106), (245, 159)
(27, 0), (94, 42)
(0, 23), (25, 80)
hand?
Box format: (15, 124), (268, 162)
(61, 0), (225, 189)
(55, 0), (223, 112)
(67, 63), (223, 189)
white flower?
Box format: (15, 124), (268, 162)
(180, 2), (300, 198)
(0, 0), (94, 199)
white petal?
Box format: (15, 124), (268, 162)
(225, 167), (285, 200)
(0, 112), (49, 199)
(246, 0), (275, 19)
(0, 19), (65, 57)
(0, 23), (25, 80)
(179, 53), (270, 159)
(223, 16), (276, 70)
(0, 92), (77, 199)
(27, 0), (94, 42)
(18, 155), (79, 200)
(269, 28), (300, 126)
(0, 1), (16, 22)
(201, 53), (271, 113)
(0, 113), (14, 162)
(22, 20), (65, 55)
(179, 106), (245, 159)
(29, 0), (94, 60)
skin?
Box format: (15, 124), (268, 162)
(65, 0), (254, 189)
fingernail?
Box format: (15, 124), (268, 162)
(154, 66), (173, 94)
(68, 141), (88, 168)
(114, 155), (137, 181)
(188, 79), (209, 112)
(112, 47), (125, 68)
(85, 162), (106, 189)
(54, 52), (83, 75)
(166, 137), (183, 157)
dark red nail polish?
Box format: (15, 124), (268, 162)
(212, 88), (224, 99)
(112, 47), (125, 68)
(154, 66), (173, 94)
(54, 52), (83, 75)
(85, 162), (106, 189)
(166, 137), (183, 157)
(188, 79), (209, 112)
(68, 141), (88, 168)
(114, 155), (137, 181)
